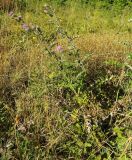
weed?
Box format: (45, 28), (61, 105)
(0, 1), (132, 159)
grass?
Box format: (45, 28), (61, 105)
(0, 1), (132, 159)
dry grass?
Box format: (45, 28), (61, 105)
(0, 0), (13, 10)
(0, 4), (132, 159)
(76, 33), (132, 54)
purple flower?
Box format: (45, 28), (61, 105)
(55, 45), (63, 52)
(8, 11), (14, 17)
(22, 23), (30, 31)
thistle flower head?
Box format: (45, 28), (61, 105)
(22, 23), (30, 31)
(55, 45), (63, 52)
(8, 11), (14, 17)
(16, 15), (22, 22)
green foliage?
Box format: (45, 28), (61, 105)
(48, 0), (132, 9)
(0, 1), (132, 160)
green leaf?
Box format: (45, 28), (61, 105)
(85, 142), (92, 147)
(76, 140), (84, 147)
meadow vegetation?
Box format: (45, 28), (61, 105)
(0, 0), (132, 159)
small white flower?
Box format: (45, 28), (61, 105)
(128, 19), (132, 22)
(18, 125), (26, 133)
(86, 121), (92, 133)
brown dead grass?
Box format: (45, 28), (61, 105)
(76, 33), (132, 55)
(0, 0), (13, 10)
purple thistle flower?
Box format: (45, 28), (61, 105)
(8, 11), (14, 17)
(55, 45), (63, 52)
(22, 23), (30, 31)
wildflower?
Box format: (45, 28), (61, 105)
(8, 11), (14, 17)
(43, 4), (53, 17)
(85, 121), (92, 133)
(43, 4), (49, 13)
(22, 23), (30, 31)
(32, 36), (36, 41)
(17, 124), (27, 133)
(55, 45), (63, 52)
(16, 15), (22, 22)
(128, 19), (132, 23)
